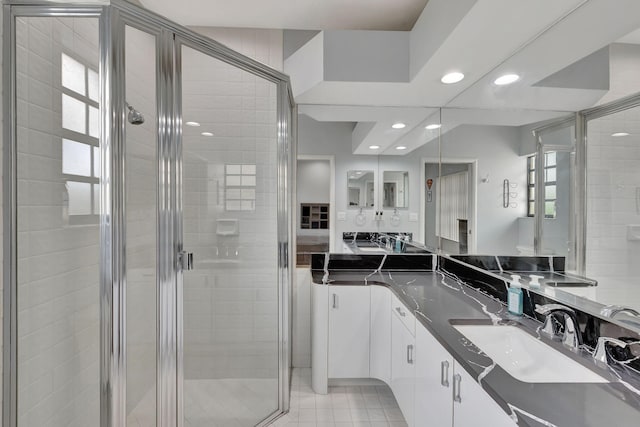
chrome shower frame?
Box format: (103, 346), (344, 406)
(2, 1), (294, 426)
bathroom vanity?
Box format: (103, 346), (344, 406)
(310, 253), (640, 427)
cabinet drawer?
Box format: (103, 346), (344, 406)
(391, 293), (415, 336)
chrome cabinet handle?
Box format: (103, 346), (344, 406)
(395, 307), (406, 317)
(453, 373), (462, 403)
(440, 361), (450, 387)
(407, 344), (414, 364)
(332, 293), (338, 309)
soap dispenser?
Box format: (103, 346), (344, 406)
(507, 275), (524, 316)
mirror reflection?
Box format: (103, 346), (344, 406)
(347, 170), (375, 208)
(293, 10), (640, 319)
(382, 171), (409, 208)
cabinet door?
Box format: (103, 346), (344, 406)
(391, 312), (415, 427)
(328, 286), (371, 378)
(370, 286), (391, 383)
(453, 362), (516, 427)
(415, 326), (453, 427)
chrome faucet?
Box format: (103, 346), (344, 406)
(593, 336), (628, 365)
(600, 305), (640, 319)
(535, 304), (583, 350)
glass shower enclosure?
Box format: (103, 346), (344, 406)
(2, 1), (294, 426)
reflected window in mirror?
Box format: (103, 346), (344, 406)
(527, 152), (557, 218)
(382, 171), (409, 209)
(347, 170), (375, 208)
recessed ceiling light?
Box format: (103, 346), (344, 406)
(612, 132), (630, 137)
(186, 121), (200, 127)
(425, 124), (442, 130)
(201, 132), (214, 137)
(392, 123), (406, 129)
(369, 145), (380, 150)
(441, 72), (464, 84)
(395, 146), (407, 150)
(494, 74), (520, 85)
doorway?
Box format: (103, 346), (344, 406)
(421, 159), (477, 254)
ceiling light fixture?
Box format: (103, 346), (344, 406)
(369, 145), (380, 150)
(392, 123), (406, 129)
(186, 121), (201, 127)
(441, 72), (464, 84)
(395, 146), (407, 150)
(494, 74), (520, 85)
(201, 132), (214, 137)
(425, 124), (442, 130)
(612, 132), (630, 137)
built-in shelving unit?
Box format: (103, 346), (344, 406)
(301, 203), (329, 229)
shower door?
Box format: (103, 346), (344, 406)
(4, 3), (291, 427)
(176, 41), (284, 426)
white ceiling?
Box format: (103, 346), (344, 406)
(141, 0), (640, 155)
(139, 0), (429, 30)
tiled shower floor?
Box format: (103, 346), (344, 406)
(127, 378), (278, 427)
(127, 368), (407, 427)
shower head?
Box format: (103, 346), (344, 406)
(126, 103), (145, 125)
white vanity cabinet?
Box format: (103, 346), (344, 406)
(370, 285), (392, 383)
(311, 282), (516, 426)
(452, 364), (516, 427)
(414, 322), (516, 427)
(415, 325), (454, 427)
(391, 300), (416, 427)
(328, 286), (371, 378)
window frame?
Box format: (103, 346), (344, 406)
(61, 52), (100, 225)
(527, 152), (557, 219)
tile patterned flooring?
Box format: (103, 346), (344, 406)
(271, 368), (408, 427)
(128, 368), (407, 426)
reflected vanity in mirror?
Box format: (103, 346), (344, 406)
(382, 171), (409, 209)
(347, 170), (375, 208)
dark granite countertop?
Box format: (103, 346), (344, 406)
(312, 268), (640, 427)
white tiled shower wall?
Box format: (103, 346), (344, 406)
(15, 16), (101, 426)
(586, 107), (640, 310)
(180, 37), (282, 380)
(124, 26), (159, 418)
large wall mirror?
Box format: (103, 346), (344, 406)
(293, 6), (640, 323)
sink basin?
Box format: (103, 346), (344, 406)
(453, 325), (608, 383)
(357, 247), (386, 252)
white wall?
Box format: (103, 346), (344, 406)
(297, 114), (422, 245)
(189, 26), (284, 72)
(585, 106), (640, 310)
(15, 16), (101, 426)
(124, 26), (158, 425)
(297, 159), (330, 236)
(179, 29), (281, 385)
(414, 125), (528, 254)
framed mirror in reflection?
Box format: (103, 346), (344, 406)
(382, 171), (409, 209)
(347, 170), (375, 208)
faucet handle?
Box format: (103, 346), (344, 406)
(593, 337), (628, 364)
(535, 304), (582, 349)
(535, 303), (575, 316)
(600, 305), (640, 318)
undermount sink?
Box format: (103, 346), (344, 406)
(357, 247), (386, 252)
(453, 325), (608, 383)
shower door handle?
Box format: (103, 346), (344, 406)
(178, 251), (194, 271)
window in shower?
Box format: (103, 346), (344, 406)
(61, 53), (100, 223)
(225, 163), (256, 211)
(527, 152), (557, 218)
